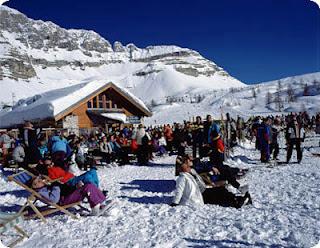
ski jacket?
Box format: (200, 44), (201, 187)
(48, 166), (74, 184)
(132, 128), (151, 145)
(172, 169), (205, 206)
(37, 185), (61, 204)
(100, 141), (112, 154)
(12, 145), (25, 163)
(51, 136), (68, 153)
(287, 126), (305, 140)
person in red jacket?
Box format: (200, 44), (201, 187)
(210, 131), (225, 166)
(44, 158), (100, 188)
(209, 131), (246, 191)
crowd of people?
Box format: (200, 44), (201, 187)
(0, 111), (320, 212)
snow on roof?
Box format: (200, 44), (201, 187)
(101, 113), (127, 123)
(0, 80), (151, 128)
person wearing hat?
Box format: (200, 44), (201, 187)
(172, 155), (251, 208)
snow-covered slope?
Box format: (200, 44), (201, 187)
(0, 5), (244, 107)
(146, 72), (320, 125)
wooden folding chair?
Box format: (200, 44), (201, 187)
(0, 212), (29, 248)
(7, 170), (81, 223)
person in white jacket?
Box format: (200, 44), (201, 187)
(12, 143), (26, 168)
(132, 124), (151, 165)
(171, 155), (205, 206)
(171, 155), (252, 208)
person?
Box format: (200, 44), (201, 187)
(132, 124), (151, 165)
(173, 123), (187, 156)
(109, 134), (125, 164)
(209, 130), (225, 166)
(74, 140), (88, 170)
(30, 176), (109, 216)
(257, 117), (272, 163)
(0, 131), (14, 166)
(171, 155), (251, 208)
(44, 158), (100, 188)
(49, 130), (71, 168)
(270, 118), (281, 160)
(223, 113), (237, 158)
(157, 133), (167, 156)
(99, 136), (112, 164)
(208, 131), (246, 190)
(164, 124), (173, 153)
(12, 141), (27, 169)
(208, 117), (221, 145)
(286, 117), (305, 163)
(21, 122), (39, 164)
(37, 136), (49, 161)
(192, 116), (205, 158)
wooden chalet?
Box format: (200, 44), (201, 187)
(0, 81), (152, 130)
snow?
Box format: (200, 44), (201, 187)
(0, 137), (320, 247)
(0, 6), (246, 108)
(101, 113), (127, 123)
(145, 72), (320, 125)
(0, 80), (150, 128)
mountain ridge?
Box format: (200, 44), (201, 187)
(0, 5), (244, 107)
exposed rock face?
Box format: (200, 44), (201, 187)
(113, 41), (126, 52)
(0, 6), (244, 105)
(0, 6), (232, 81)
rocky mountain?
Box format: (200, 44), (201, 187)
(0, 6), (244, 107)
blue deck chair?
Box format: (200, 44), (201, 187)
(7, 170), (80, 223)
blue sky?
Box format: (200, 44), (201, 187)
(5, 0), (320, 84)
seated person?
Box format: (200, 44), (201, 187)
(30, 176), (109, 216)
(208, 131), (248, 190)
(42, 157), (99, 188)
(171, 155), (251, 208)
(109, 135), (126, 164)
(99, 136), (112, 164)
(12, 141), (27, 169)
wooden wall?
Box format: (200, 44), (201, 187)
(57, 87), (147, 128)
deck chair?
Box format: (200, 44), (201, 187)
(7, 170), (80, 223)
(0, 212), (29, 247)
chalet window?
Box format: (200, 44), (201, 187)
(99, 102), (103, 108)
(98, 94), (103, 101)
(87, 101), (92, 108)
(93, 98), (97, 108)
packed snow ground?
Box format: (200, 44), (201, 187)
(1, 137), (320, 248)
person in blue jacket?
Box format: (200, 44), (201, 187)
(257, 117), (272, 162)
(49, 130), (71, 168)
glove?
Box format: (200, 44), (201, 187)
(170, 203), (178, 207)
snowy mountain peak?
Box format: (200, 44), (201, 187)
(0, 6), (244, 108)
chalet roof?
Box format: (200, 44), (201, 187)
(0, 80), (151, 128)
